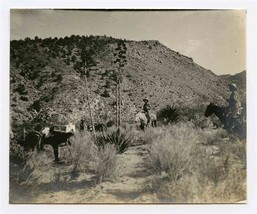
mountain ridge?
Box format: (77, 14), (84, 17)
(10, 35), (243, 132)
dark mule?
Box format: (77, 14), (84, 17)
(41, 132), (74, 162)
(20, 131), (42, 151)
(205, 102), (246, 138)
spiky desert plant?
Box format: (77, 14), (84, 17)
(157, 105), (180, 125)
(95, 128), (133, 154)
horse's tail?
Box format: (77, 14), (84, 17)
(32, 131), (43, 152)
(24, 131), (42, 151)
(36, 136), (43, 152)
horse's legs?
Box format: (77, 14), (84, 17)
(52, 145), (60, 162)
(150, 120), (156, 127)
(140, 123), (145, 131)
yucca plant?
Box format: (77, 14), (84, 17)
(157, 105), (180, 125)
(95, 128), (133, 154)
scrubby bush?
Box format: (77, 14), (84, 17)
(177, 105), (213, 128)
(10, 141), (51, 185)
(94, 143), (118, 183)
(65, 132), (121, 183)
(14, 84), (28, 95)
(101, 89), (110, 98)
(143, 121), (246, 203)
(66, 132), (98, 179)
(145, 122), (200, 181)
(20, 96), (29, 101)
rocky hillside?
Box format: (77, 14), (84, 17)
(10, 35), (229, 133)
(220, 70), (246, 90)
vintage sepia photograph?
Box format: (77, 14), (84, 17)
(9, 9), (247, 204)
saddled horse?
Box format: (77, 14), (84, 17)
(41, 132), (74, 162)
(40, 123), (76, 162)
(20, 131), (74, 162)
(20, 123), (76, 162)
(205, 102), (246, 138)
(135, 112), (157, 131)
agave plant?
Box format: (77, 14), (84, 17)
(157, 105), (180, 125)
(95, 128), (133, 154)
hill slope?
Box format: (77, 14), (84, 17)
(10, 35), (229, 132)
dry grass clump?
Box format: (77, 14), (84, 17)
(10, 141), (52, 185)
(144, 121), (246, 203)
(66, 131), (122, 183)
(145, 122), (201, 181)
(64, 132), (98, 179)
(93, 143), (119, 183)
(10, 130), (122, 188)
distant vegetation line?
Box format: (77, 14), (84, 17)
(10, 35), (246, 138)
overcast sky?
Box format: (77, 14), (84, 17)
(10, 9), (246, 75)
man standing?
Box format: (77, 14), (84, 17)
(227, 83), (242, 128)
(228, 83), (241, 116)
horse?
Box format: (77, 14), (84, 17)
(135, 111), (157, 131)
(205, 103), (227, 126)
(205, 102), (246, 138)
(41, 132), (74, 162)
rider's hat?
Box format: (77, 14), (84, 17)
(143, 98), (149, 102)
(228, 83), (237, 91)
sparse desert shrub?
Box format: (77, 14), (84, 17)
(54, 74), (63, 82)
(218, 137), (246, 170)
(10, 141), (51, 185)
(66, 132), (98, 179)
(199, 128), (228, 145)
(101, 89), (110, 97)
(144, 122), (246, 203)
(10, 141), (35, 185)
(106, 120), (115, 128)
(20, 96), (29, 101)
(95, 128), (133, 154)
(177, 105), (209, 128)
(65, 132), (120, 183)
(139, 126), (167, 145)
(14, 83), (28, 95)
(168, 152), (245, 203)
(94, 143), (118, 183)
(152, 162), (246, 203)
(146, 122), (201, 181)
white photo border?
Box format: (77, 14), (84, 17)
(1, 0), (256, 214)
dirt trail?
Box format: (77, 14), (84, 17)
(34, 145), (158, 203)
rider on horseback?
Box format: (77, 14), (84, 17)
(143, 98), (151, 125)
